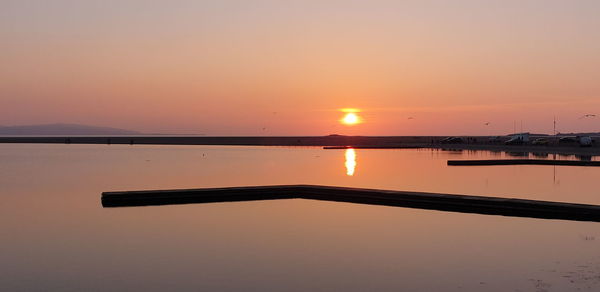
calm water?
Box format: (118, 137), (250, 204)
(1, 144), (600, 291)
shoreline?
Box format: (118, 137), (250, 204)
(1, 135), (599, 156)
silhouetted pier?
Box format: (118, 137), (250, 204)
(448, 159), (600, 166)
(102, 185), (600, 222)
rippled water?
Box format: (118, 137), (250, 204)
(1, 144), (599, 291)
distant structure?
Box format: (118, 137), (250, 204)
(506, 132), (530, 145)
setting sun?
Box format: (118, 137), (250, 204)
(341, 112), (362, 125)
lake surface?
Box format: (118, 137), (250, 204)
(1, 144), (600, 291)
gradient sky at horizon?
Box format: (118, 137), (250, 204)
(1, 0), (599, 135)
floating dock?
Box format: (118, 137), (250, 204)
(323, 145), (426, 149)
(448, 159), (600, 167)
(102, 185), (600, 222)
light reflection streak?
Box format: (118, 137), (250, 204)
(345, 148), (356, 176)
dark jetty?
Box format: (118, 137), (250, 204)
(448, 159), (600, 167)
(323, 145), (425, 149)
(102, 185), (600, 222)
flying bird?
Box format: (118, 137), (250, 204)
(484, 122), (490, 126)
(407, 117), (414, 120)
(579, 114), (596, 119)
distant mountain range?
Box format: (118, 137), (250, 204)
(0, 123), (141, 135)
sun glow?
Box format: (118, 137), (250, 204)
(339, 108), (362, 125)
(342, 113), (360, 125)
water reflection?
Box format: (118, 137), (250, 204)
(4, 145), (600, 292)
(507, 151), (529, 157)
(345, 148), (356, 176)
(532, 152), (549, 158)
(576, 155), (593, 161)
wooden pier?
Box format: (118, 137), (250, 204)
(448, 159), (600, 167)
(102, 185), (600, 222)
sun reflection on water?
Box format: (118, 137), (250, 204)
(345, 148), (356, 176)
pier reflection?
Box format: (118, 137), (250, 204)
(345, 148), (356, 176)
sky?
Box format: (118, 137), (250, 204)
(1, 0), (599, 135)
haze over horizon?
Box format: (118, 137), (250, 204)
(2, 0), (599, 135)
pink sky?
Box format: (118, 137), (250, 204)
(1, 0), (599, 135)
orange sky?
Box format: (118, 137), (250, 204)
(1, 0), (599, 135)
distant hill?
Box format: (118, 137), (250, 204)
(0, 123), (141, 135)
